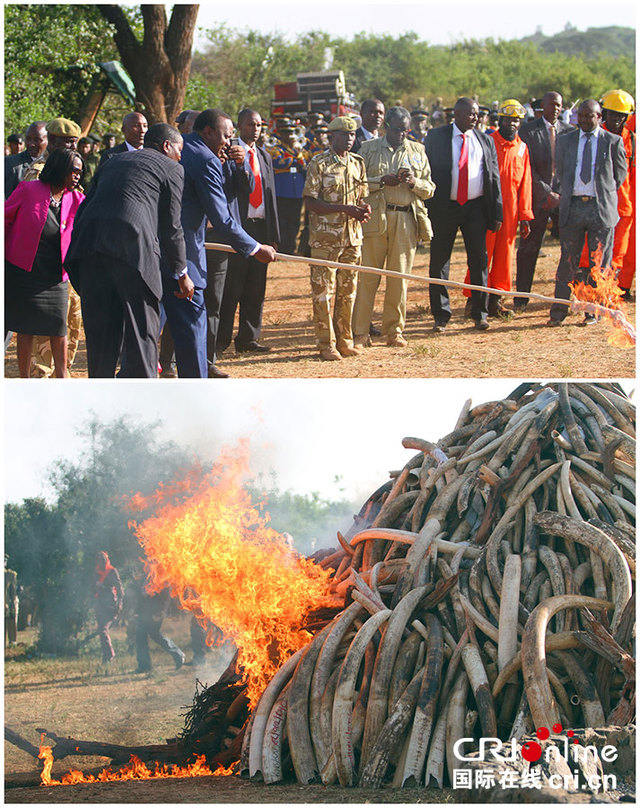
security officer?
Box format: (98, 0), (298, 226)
(352, 106), (435, 348)
(303, 116), (371, 361)
(407, 107), (429, 144)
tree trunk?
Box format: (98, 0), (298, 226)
(97, 4), (199, 124)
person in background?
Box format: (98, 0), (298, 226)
(5, 149), (85, 377)
(132, 574), (185, 674)
(7, 133), (24, 155)
(5, 557), (19, 648)
(99, 112), (149, 164)
(175, 109), (199, 135)
(94, 551), (124, 664)
(5, 122), (48, 199)
(351, 99), (385, 153)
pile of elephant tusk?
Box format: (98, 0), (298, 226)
(240, 381), (635, 789)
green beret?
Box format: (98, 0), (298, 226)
(46, 117), (81, 137)
(327, 116), (358, 133)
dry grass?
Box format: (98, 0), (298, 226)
(4, 237), (635, 380)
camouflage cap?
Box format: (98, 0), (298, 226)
(46, 117), (82, 137)
(327, 116), (358, 133)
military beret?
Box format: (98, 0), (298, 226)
(46, 117), (82, 137)
(327, 116), (358, 132)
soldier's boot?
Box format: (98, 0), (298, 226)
(386, 333), (408, 348)
(354, 334), (372, 348)
(337, 344), (362, 357)
(319, 347), (342, 361)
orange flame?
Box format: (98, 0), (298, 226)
(569, 248), (635, 347)
(128, 441), (332, 707)
(39, 738), (233, 786)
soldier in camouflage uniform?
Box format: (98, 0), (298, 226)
(303, 117), (371, 361)
(23, 118), (84, 378)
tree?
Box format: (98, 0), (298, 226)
(97, 4), (199, 123)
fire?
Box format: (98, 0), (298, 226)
(128, 441), (332, 707)
(568, 250), (635, 347)
(39, 736), (233, 786)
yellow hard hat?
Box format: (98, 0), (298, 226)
(600, 89), (635, 115)
(498, 99), (526, 118)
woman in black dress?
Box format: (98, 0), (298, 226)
(5, 149), (85, 377)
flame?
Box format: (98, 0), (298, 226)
(128, 441), (332, 707)
(39, 738), (233, 786)
(568, 248), (635, 347)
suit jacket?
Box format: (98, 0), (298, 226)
(519, 116), (573, 214)
(424, 124), (503, 230)
(65, 148), (186, 299)
(5, 180), (84, 280)
(4, 151), (32, 198)
(235, 144), (280, 245)
(180, 131), (258, 288)
(351, 127), (378, 154)
(553, 126), (628, 229)
(98, 141), (130, 165)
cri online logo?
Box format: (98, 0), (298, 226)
(521, 723), (579, 762)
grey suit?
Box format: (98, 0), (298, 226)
(549, 126), (627, 320)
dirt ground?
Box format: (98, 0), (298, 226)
(4, 237), (636, 379)
(4, 619), (452, 804)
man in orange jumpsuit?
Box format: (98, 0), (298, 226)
(464, 99), (533, 316)
(577, 90), (635, 298)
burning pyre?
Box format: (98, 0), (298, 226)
(32, 382), (635, 790)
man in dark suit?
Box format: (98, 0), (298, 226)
(99, 112), (148, 164)
(351, 99), (385, 154)
(65, 123), (192, 378)
(166, 108), (276, 378)
(217, 108), (280, 355)
(548, 99), (628, 325)
(424, 97), (503, 331)
(514, 92), (573, 310)
(4, 121), (47, 198)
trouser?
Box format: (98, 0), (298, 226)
(29, 286), (82, 377)
(578, 213), (634, 272)
(277, 197), (303, 255)
(463, 216), (519, 296)
(162, 281), (207, 378)
(217, 218), (269, 352)
(96, 609), (116, 662)
(159, 322), (175, 371)
(514, 208), (551, 308)
(617, 213), (635, 290)
(353, 210), (417, 337)
(204, 249), (229, 371)
(135, 616), (183, 671)
(429, 198), (489, 324)
(5, 613), (18, 645)
(310, 244), (360, 351)
(80, 254), (160, 378)
(549, 198), (614, 321)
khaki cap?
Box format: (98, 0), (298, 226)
(46, 117), (82, 137)
(327, 116), (358, 132)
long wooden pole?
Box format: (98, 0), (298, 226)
(205, 243), (635, 341)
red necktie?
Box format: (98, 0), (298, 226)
(248, 146), (263, 208)
(457, 133), (468, 205)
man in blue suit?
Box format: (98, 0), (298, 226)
(162, 108), (276, 378)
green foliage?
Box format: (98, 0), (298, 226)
(523, 25), (635, 60)
(4, 417), (194, 654)
(190, 25), (635, 115)
(4, 5), (117, 133)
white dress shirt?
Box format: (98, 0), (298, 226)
(240, 138), (266, 219)
(450, 123), (485, 201)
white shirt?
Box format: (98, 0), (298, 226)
(572, 126), (600, 197)
(124, 140), (140, 152)
(361, 127), (378, 141)
(450, 123), (484, 201)
(240, 138), (265, 219)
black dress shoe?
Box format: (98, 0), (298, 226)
(369, 324), (382, 337)
(208, 366), (229, 378)
(236, 341), (271, 353)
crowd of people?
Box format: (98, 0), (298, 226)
(4, 87), (635, 376)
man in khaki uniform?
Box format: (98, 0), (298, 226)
(303, 117), (371, 361)
(23, 117), (84, 377)
(353, 106), (435, 347)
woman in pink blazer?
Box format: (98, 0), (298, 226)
(5, 149), (85, 377)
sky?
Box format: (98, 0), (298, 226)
(194, 1), (637, 46)
(4, 379), (524, 506)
